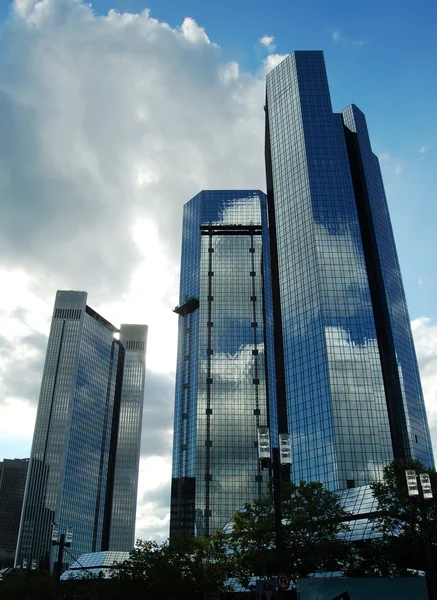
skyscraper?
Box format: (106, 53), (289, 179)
(107, 324), (148, 551)
(171, 51), (434, 538)
(15, 291), (147, 569)
(170, 190), (272, 537)
(264, 51), (434, 490)
(0, 458), (29, 567)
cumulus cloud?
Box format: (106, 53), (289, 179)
(412, 317), (437, 449)
(0, 0), (266, 300)
(259, 35), (275, 52)
(136, 456), (172, 541)
(261, 53), (288, 76)
(0, 0), (270, 542)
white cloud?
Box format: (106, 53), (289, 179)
(136, 455), (172, 540)
(331, 29), (366, 47)
(259, 35), (275, 52)
(378, 152), (405, 175)
(419, 146), (427, 154)
(0, 0), (269, 542)
(219, 61), (239, 84)
(180, 16), (211, 45)
(261, 53), (288, 75)
(412, 317), (437, 456)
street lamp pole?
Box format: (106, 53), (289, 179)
(52, 524), (73, 600)
(405, 470), (437, 600)
(272, 446), (285, 575)
(22, 556), (36, 600)
(258, 427), (291, 597)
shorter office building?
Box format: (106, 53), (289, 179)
(0, 459), (29, 567)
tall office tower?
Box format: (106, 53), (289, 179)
(15, 291), (147, 569)
(106, 324), (147, 551)
(0, 459), (29, 567)
(264, 51), (434, 492)
(170, 190), (273, 537)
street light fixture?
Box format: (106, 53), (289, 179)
(279, 433), (292, 466)
(420, 474), (433, 500)
(405, 469), (436, 600)
(258, 426), (271, 461)
(405, 469), (419, 496)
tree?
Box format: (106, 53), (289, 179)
(368, 457), (437, 574)
(0, 570), (53, 600)
(227, 480), (351, 589)
(109, 535), (232, 600)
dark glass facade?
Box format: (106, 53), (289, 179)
(170, 191), (272, 537)
(265, 51), (434, 490)
(0, 458), (29, 567)
(15, 292), (147, 569)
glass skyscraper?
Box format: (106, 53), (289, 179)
(171, 51), (434, 538)
(170, 190), (272, 537)
(15, 291), (147, 569)
(265, 51), (434, 490)
(108, 324), (148, 551)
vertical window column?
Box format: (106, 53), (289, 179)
(179, 316), (192, 476)
(204, 235), (214, 536)
(250, 238), (263, 498)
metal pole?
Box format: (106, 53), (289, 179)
(419, 489), (437, 600)
(52, 533), (65, 600)
(272, 447), (285, 599)
(23, 560), (31, 600)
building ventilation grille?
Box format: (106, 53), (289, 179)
(54, 308), (81, 320)
(126, 340), (145, 351)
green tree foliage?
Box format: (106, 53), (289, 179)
(367, 457), (437, 574)
(344, 538), (398, 578)
(109, 535), (232, 600)
(0, 571), (53, 600)
(227, 480), (351, 588)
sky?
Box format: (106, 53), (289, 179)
(0, 0), (436, 543)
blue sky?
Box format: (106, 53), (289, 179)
(81, 0), (437, 319)
(0, 0), (436, 540)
